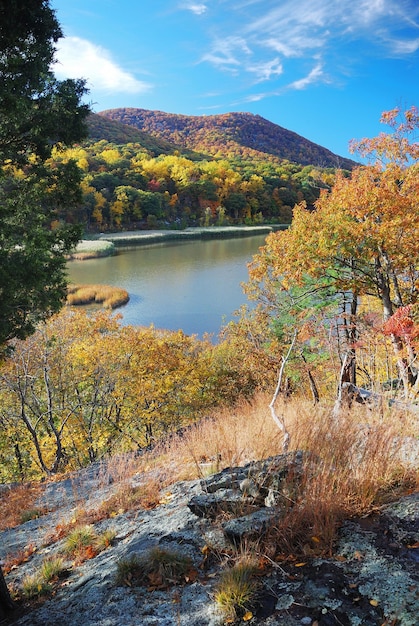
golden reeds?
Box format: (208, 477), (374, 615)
(66, 284), (129, 309)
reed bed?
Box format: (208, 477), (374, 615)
(66, 284), (129, 309)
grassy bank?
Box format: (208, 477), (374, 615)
(68, 240), (115, 260)
(95, 226), (282, 247)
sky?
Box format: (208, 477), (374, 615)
(51, 0), (419, 160)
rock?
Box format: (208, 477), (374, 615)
(1, 453), (418, 625)
(222, 508), (279, 545)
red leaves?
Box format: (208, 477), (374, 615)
(383, 305), (418, 340)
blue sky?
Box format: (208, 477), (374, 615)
(51, 0), (419, 160)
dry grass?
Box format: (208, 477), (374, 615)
(66, 284), (129, 309)
(0, 483), (45, 531)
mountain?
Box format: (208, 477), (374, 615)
(98, 108), (356, 169)
(86, 113), (203, 159)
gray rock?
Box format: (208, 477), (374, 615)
(222, 508), (279, 545)
(1, 452), (418, 626)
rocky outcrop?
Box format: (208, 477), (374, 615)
(0, 453), (418, 625)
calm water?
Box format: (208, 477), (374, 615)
(66, 235), (267, 338)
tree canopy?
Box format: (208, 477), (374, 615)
(246, 107), (419, 395)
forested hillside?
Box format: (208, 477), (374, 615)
(98, 108), (357, 170)
(47, 111), (348, 232)
(49, 137), (338, 231)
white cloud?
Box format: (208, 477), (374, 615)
(287, 63), (324, 90)
(181, 2), (207, 15)
(246, 57), (283, 82)
(54, 37), (153, 94)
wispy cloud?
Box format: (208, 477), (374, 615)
(387, 37), (419, 54)
(180, 2), (208, 15)
(200, 0), (419, 86)
(201, 36), (251, 70)
(287, 63), (325, 90)
(54, 37), (153, 94)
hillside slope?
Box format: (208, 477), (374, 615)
(87, 113), (204, 159)
(98, 108), (356, 169)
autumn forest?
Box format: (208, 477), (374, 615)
(50, 111), (350, 232)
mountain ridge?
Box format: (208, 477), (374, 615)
(98, 108), (357, 169)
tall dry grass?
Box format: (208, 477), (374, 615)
(2, 392), (417, 560)
(134, 392), (418, 556)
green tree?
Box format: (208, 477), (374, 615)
(0, 0), (89, 612)
(0, 0), (90, 347)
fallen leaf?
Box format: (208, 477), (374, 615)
(243, 611), (253, 621)
(295, 562), (306, 567)
(311, 536), (321, 543)
(370, 599), (379, 607)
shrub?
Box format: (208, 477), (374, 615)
(39, 556), (67, 582)
(63, 525), (115, 562)
(214, 558), (260, 621)
(22, 573), (51, 599)
(20, 509), (43, 524)
(63, 525), (96, 556)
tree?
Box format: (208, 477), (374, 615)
(247, 107), (419, 397)
(0, 0), (89, 612)
(0, 1), (89, 347)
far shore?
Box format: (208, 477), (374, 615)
(96, 225), (283, 246)
(97, 226), (273, 246)
(71, 225), (288, 260)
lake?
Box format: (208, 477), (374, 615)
(66, 235), (268, 338)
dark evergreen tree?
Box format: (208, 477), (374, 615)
(0, 0), (89, 610)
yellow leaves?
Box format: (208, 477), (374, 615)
(369, 598), (379, 607)
(242, 610), (253, 621)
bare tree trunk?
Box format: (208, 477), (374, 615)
(0, 565), (14, 616)
(301, 353), (319, 404)
(333, 353), (349, 418)
(341, 290), (358, 385)
(269, 331), (297, 453)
